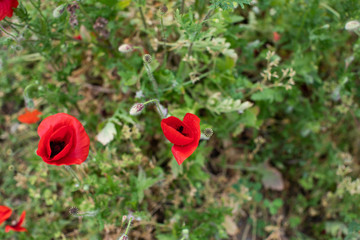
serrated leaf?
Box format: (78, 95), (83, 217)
(136, 168), (163, 203)
(210, 0), (251, 10)
(96, 122), (117, 145)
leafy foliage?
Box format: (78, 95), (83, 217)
(210, 0), (252, 10)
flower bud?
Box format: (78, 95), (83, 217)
(130, 103), (145, 116)
(121, 215), (127, 223)
(143, 54), (152, 64)
(345, 20), (360, 31)
(160, 5), (168, 14)
(68, 206), (79, 215)
(118, 234), (128, 240)
(202, 128), (213, 138)
(118, 44), (133, 53)
(53, 4), (66, 18)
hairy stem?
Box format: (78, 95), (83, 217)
(143, 99), (165, 119)
(144, 62), (160, 98)
(187, 9), (213, 57)
(64, 165), (82, 188)
(0, 24), (17, 41)
(139, 7), (148, 29)
(125, 217), (133, 235)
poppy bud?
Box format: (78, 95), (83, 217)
(118, 234), (128, 240)
(66, 3), (79, 15)
(143, 54), (152, 64)
(118, 44), (133, 53)
(53, 4), (67, 18)
(160, 5), (168, 14)
(121, 215), (127, 223)
(68, 206), (79, 215)
(345, 20), (360, 31)
(130, 103), (145, 116)
(202, 128), (213, 138)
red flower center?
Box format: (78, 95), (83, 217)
(50, 141), (66, 158)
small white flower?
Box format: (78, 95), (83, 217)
(269, 8), (277, 16)
(135, 90), (144, 99)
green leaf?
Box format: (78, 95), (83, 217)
(251, 88), (284, 102)
(136, 168), (162, 203)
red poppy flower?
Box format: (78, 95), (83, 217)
(73, 35), (82, 40)
(5, 211), (27, 233)
(36, 113), (90, 166)
(273, 31), (281, 42)
(161, 113), (201, 165)
(0, 206), (12, 225)
(18, 108), (42, 124)
(0, 0), (19, 21)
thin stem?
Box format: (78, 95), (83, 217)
(0, 24), (17, 41)
(144, 62), (160, 98)
(77, 3), (93, 23)
(139, 7), (148, 29)
(181, 0), (185, 14)
(23, 83), (38, 109)
(187, 9), (213, 57)
(124, 217), (133, 235)
(29, 0), (48, 27)
(64, 165), (82, 188)
(143, 99), (165, 119)
(2, 20), (20, 34)
(160, 15), (167, 66)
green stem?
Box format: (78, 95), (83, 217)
(187, 9), (213, 57)
(144, 62), (160, 98)
(64, 165), (82, 188)
(160, 15), (167, 66)
(2, 20), (20, 34)
(139, 7), (148, 29)
(124, 217), (133, 235)
(77, 3), (93, 23)
(29, 0), (49, 27)
(0, 24), (17, 41)
(143, 99), (165, 119)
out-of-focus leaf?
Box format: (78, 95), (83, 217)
(96, 122), (117, 145)
(259, 163), (284, 191)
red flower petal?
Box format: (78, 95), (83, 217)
(74, 35), (82, 40)
(36, 113), (90, 166)
(0, 206), (12, 225)
(18, 109), (42, 124)
(161, 116), (194, 145)
(0, 0), (19, 21)
(5, 211), (27, 233)
(273, 32), (281, 42)
(161, 113), (201, 165)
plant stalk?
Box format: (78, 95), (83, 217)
(187, 9), (213, 57)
